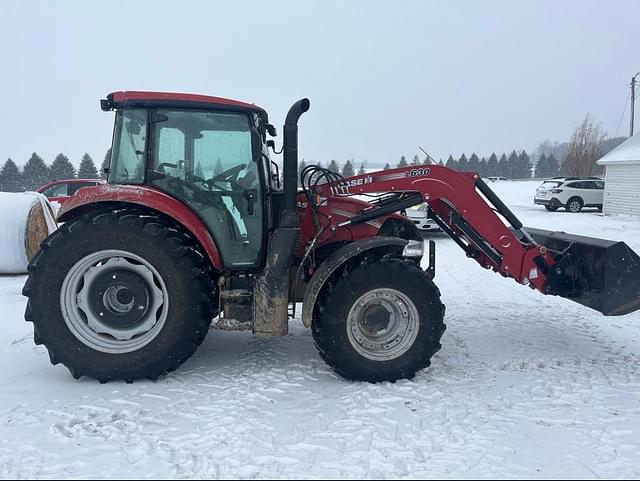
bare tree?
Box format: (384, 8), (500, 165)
(562, 114), (607, 176)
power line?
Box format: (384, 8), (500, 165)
(615, 90), (631, 138)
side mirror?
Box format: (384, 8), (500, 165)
(266, 123), (277, 137)
(100, 98), (113, 111)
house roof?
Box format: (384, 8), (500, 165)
(597, 134), (640, 165)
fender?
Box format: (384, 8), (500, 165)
(301, 236), (409, 328)
(57, 184), (224, 271)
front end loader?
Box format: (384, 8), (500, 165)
(22, 92), (640, 383)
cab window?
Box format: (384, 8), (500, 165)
(150, 110), (264, 269)
(109, 109), (147, 184)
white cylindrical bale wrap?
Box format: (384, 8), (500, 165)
(0, 192), (58, 274)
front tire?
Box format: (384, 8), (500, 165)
(545, 205), (559, 212)
(23, 209), (218, 382)
(312, 257), (446, 382)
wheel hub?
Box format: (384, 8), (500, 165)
(347, 288), (420, 361)
(62, 251), (169, 354)
(85, 265), (151, 331)
(361, 304), (391, 334)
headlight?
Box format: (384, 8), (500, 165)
(402, 240), (424, 258)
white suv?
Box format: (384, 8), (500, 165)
(534, 177), (604, 213)
(406, 204), (441, 231)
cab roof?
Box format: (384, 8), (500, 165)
(102, 91), (267, 118)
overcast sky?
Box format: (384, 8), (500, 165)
(0, 0), (638, 168)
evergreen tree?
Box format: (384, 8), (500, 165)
(358, 162), (366, 175)
(506, 150), (519, 179)
(486, 153), (499, 176)
(411, 154), (421, 165)
(22, 153), (50, 190)
(397, 155), (408, 168)
(536, 153), (560, 178)
(468, 153), (481, 173)
(478, 157), (488, 177)
(78, 153), (98, 178)
(341, 160), (355, 178)
(194, 162), (205, 179)
(445, 155), (457, 170)
(535, 154), (548, 177)
(101, 148), (111, 178)
(50, 153), (76, 180)
(457, 154), (469, 171)
(497, 153), (509, 177)
(327, 159), (340, 173)
(547, 154), (560, 177)
(438, 159), (445, 167)
(517, 150), (532, 179)
(214, 158), (224, 175)
(383, 163), (391, 170)
(0, 158), (22, 191)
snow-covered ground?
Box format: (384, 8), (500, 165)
(1, 181), (639, 479)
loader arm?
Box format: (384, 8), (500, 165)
(315, 165), (640, 316)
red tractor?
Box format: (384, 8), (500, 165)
(23, 92), (640, 383)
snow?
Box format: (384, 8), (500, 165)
(598, 134), (640, 164)
(1, 181), (640, 478)
(0, 192), (57, 274)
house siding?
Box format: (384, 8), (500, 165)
(603, 164), (640, 216)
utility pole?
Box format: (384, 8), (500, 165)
(632, 73), (639, 137)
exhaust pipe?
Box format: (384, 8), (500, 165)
(253, 99), (310, 336)
(282, 98), (310, 227)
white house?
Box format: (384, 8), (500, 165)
(597, 134), (640, 216)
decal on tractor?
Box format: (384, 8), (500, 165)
(406, 167), (431, 177)
(330, 175), (374, 195)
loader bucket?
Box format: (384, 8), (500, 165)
(527, 228), (640, 316)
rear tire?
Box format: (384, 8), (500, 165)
(23, 209), (218, 382)
(312, 257), (446, 382)
(566, 197), (583, 213)
(545, 205), (559, 212)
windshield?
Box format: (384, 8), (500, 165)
(109, 109), (147, 184)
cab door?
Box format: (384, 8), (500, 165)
(148, 109), (266, 270)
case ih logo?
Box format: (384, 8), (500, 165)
(406, 167), (431, 177)
(330, 175), (373, 194)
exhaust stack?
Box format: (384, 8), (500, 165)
(282, 98), (310, 226)
(253, 98), (310, 337)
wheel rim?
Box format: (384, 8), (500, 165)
(60, 250), (169, 354)
(569, 200), (581, 212)
(346, 288), (420, 361)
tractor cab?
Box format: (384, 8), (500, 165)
(102, 91), (275, 271)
